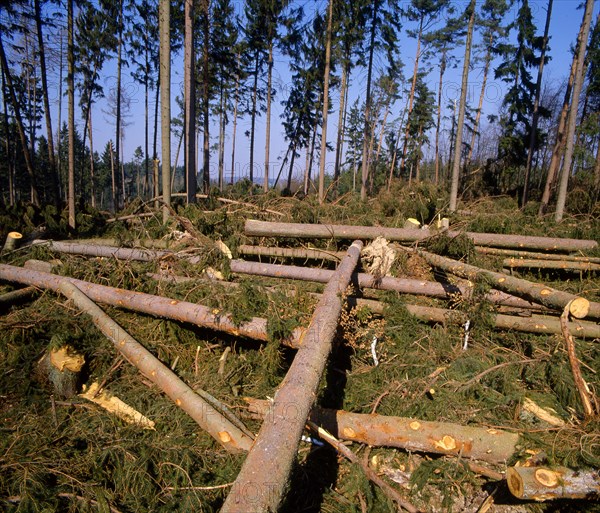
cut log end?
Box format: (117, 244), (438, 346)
(507, 467), (525, 498)
(569, 297), (590, 319)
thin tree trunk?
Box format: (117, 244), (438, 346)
(144, 48), (150, 198)
(218, 84), (225, 190)
(67, 0), (75, 224)
(360, 1), (379, 201)
(153, 81), (160, 208)
(318, 0), (334, 203)
(160, 0), (171, 220)
(264, 43), (273, 192)
(539, 16), (583, 216)
(466, 36), (492, 169)
(115, 0), (123, 209)
(230, 54), (240, 185)
(434, 50), (447, 184)
(555, 0), (594, 222)
(333, 63), (349, 185)
(201, 0), (210, 193)
(110, 141), (116, 210)
(249, 51), (259, 185)
(184, 0), (196, 203)
(88, 108), (96, 208)
(1, 68), (14, 205)
(34, 0), (59, 205)
(400, 18), (423, 176)
(0, 35), (40, 206)
(449, 0), (476, 212)
(221, 242), (363, 513)
(522, 0), (553, 207)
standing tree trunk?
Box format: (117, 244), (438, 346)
(333, 64), (349, 186)
(230, 53), (240, 185)
(539, 17), (584, 216)
(159, 0), (171, 221)
(218, 84), (225, 190)
(555, 0), (594, 222)
(466, 35), (493, 169)
(400, 18), (424, 175)
(360, 1), (380, 201)
(434, 48), (447, 184)
(201, 0), (210, 193)
(153, 81), (160, 207)
(87, 109), (96, 208)
(34, 0), (59, 206)
(522, 0), (553, 207)
(318, 0), (334, 204)
(249, 51), (259, 185)
(449, 0), (476, 213)
(0, 35), (40, 206)
(184, 0), (196, 203)
(115, 0), (124, 208)
(264, 43), (273, 193)
(67, 0), (75, 225)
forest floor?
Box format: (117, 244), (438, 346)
(1, 184), (599, 513)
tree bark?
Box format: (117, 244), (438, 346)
(244, 398), (519, 464)
(0, 263), (305, 348)
(449, 0), (476, 212)
(476, 246), (600, 263)
(417, 249), (600, 318)
(58, 280), (253, 453)
(522, 0), (553, 206)
(244, 219), (598, 252)
(67, 0), (75, 225)
(184, 0), (196, 203)
(318, 0), (334, 204)
(507, 466), (600, 500)
(238, 244), (344, 262)
(230, 259), (543, 311)
(221, 242), (363, 513)
(554, 0), (595, 222)
(504, 258), (600, 272)
(159, 0), (171, 221)
(434, 48), (447, 184)
(333, 63), (349, 186)
(264, 43), (273, 193)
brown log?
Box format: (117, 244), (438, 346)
(244, 398), (518, 464)
(229, 259), (544, 311)
(0, 264), (304, 348)
(238, 244), (345, 262)
(57, 280), (254, 453)
(504, 258), (600, 272)
(0, 286), (37, 309)
(476, 246), (600, 263)
(244, 219), (598, 252)
(417, 250), (600, 319)
(507, 466), (600, 500)
(221, 241), (363, 513)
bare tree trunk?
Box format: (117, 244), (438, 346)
(159, 0), (171, 221)
(221, 242), (363, 513)
(110, 141), (116, 210)
(434, 49), (447, 184)
(153, 81), (160, 207)
(449, 0), (476, 212)
(249, 52), (259, 185)
(264, 43), (273, 193)
(0, 34), (40, 206)
(333, 63), (349, 185)
(184, 0), (196, 203)
(360, 1), (379, 201)
(539, 16), (583, 216)
(67, 0), (75, 224)
(1, 68), (14, 205)
(466, 36), (492, 169)
(34, 0), (59, 205)
(400, 18), (423, 175)
(88, 108), (96, 208)
(522, 0), (553, 207)
(318, 0), (334, 203)
(218, 85), (225, 190)
(230, 54), (240, 185)
(555, 0), (594, 222)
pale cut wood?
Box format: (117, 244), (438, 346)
(417, 250), (600, 319)
(0, 263), (305, 348)
(244, 398), (519, 464)
(221, 241), (363, 513)
(2, 231), (22, 253)
(476, 246), (600, 263)
(33, 240), (171, 261)
(229, 259), (543, 311)
(504, 258), (600, 272)
(57, 280), (254, 453)
(244, 219), (598, 252)
(507, 466), (600, 500)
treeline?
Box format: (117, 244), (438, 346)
(0, 0), (598, 224)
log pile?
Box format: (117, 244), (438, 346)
(1, 216), (599, 511)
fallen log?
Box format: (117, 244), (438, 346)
(244, 398), (519, 464)
(0, 286), (37, 310)
(32, 240), (172, 261)
(0, 264), (304, 348)
(476, 246), (600, 263)
(57, 280), (254, 453)
(238, 244), (345, 262)
(504, 258), (600, 273)
(507, 466), (600, 500)
(244, 219), (598, 252)
(221, 241), (363, 513)
(416, 250), (600, 319)
(229, 259), (544, 311)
